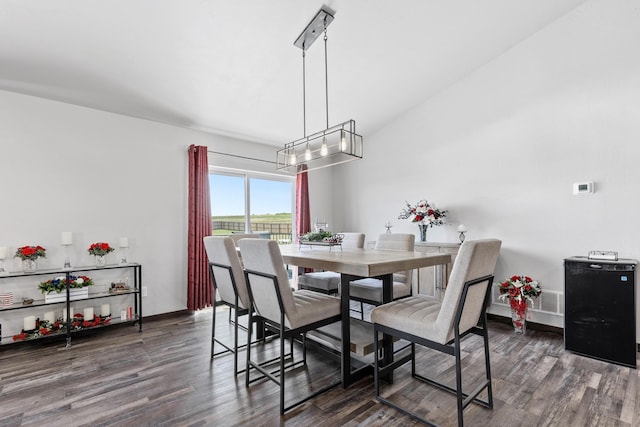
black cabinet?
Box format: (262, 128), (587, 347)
(564, 257), (636, 368)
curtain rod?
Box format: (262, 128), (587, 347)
(207, 150), (276, 165)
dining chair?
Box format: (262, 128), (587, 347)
(297, 232), (366, 294)
(229, 233), (261, 245)
(349, 233), (415, 318)
(371, 238), (501, 427)
(203, 236), (253, 375)
(238, 238), (342, 415)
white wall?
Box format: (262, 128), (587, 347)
(0, 88), (332, 333)
(0, 90), (287, 325)
(335, 0), (640, 332)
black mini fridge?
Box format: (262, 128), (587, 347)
(564, 257), (637, 368)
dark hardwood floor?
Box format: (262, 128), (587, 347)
(1, 308), (638, 427)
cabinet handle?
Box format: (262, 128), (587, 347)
(589, 264), (603, 269)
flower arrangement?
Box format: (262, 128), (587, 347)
(88, 242), (114, 256)
(12, 314), (110, 341)
(38, 275), (94, 294)
(398, 200), (447, 227)
(498, 275), (542, 304)
(69, 312), (111, 330)
(14, 245), (46, 261)
(12, 319), (62, 341)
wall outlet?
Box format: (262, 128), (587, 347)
(142, 286), (148, 297)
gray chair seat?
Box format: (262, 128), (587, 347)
(298, 271), (341, 293)
(296, 232), (365, 295)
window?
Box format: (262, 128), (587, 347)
(209, 171), (294, 244)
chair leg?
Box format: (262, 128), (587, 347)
(245, 310), (253, 388)
(280, 327), (286, 415)
(454, 339), (464, 427)
(360, 302), (364, 320)
(233, 302), (239, 375)
(482, 319), (494, 409)
(211, 291), (217, 359)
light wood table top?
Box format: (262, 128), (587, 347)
(280, 246), (451, 277)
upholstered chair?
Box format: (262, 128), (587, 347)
(371, 238), (502, 427)
(297, 232), (366, 294)
(203, 236), (252, 375)
(349, 233), (415, 317)
(238, 238), (343, 414)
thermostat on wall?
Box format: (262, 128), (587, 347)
(573, 181), (594, 195)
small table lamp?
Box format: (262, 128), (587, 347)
(457, 224), (467, 244)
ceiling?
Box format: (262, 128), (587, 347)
(0, 0), (586, 146)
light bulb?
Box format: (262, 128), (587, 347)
(305, 143), (312, 161)
(340, 132), (347, 151)
(320, 137), (328, 156)
(290, 151), (297, 164)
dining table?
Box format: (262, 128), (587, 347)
(279, 245), (452, 387)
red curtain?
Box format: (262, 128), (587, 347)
(296, 165), (311, 242)
(187, 145), (213, 311)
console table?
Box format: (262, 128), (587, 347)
(0, 263), (142, 347)
(414, 242), (460, 299)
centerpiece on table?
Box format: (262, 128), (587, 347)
(14, 245), (47, 272)
(39, 274), (94, 303)
(299, 231), (343, 244)
(398, 199), (447, 242)
(498, 275), (542, 334)
(88, 242), (114, 267)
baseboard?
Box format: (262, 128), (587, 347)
(487, 313), (563, 336)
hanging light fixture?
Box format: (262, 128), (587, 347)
(276, 7), (363, 174)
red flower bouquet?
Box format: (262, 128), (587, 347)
(498, 275), (542, 304)
(398, 199), (447, 226)
(87, 242), (114, 256)
(14, 245), (46, 261)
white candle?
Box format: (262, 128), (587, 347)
(24, 316), (36, 331)
(61, 232), (73, 246)
(457, 224), (467, 233)
(0, 246), (8, 259)
(119, 237), (129, 248)
(44, 311), (55, 323)
(83, 307), (94, 320)
(63, 307), (74, 319)
(101, 303), (110, 317)
(121, 310), (127, 321)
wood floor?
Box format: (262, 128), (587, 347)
(0, 308), (638, 427)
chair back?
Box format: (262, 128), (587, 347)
(340, 232), (365, 249)
(229, 233), (261, 245)
(238, 239), (296, 325)
(375, 233), (415, 291)
(435, 238), (501, 342)
(203, 236), (250, 309)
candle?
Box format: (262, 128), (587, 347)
(24, 316), (36, 331)
(457, 224), (467, 233)
(63, 307), (74, 319)
(0, 246), (8, 259)
(101, 303), (110, 317)
(83, 307), (94, 320)
(121, 310), (127, 321)
(119, 237), (129, 248)
(44, 311), (55, 323)
(61, 232), (73, 246)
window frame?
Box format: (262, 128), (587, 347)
(209, 166), (296, 241)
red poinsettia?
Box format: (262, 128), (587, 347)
(14, 245), (46, 261)
(87, 242), (114, 256)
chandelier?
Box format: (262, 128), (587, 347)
(276, 7), (363, 174)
